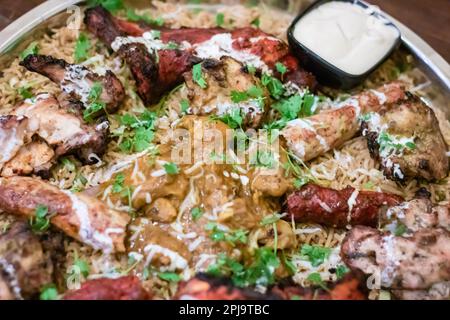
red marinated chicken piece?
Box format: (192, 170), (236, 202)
(84, 6), (316, 105)
(286, 184), (403, 228)
(63, 276), (152, 300)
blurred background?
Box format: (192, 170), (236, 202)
(0, 0), (448, 61)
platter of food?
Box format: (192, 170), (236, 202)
(0, 0), (449, 300)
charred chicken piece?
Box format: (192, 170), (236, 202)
(11, 95), (108, 164)
(391, 282), (450, 300)
(0, 176), (130, 253)
(270, 275), (366, 300)
(0, 115), (37, 169)
(361, 92), (449, 181)
(382, 196), (450, 234)
(174, 274), (271, 300)
(117, 42), (200, 105)
(84, 6), (316, 105)
(183, 57), (268, 128)
(285, 184), (403, 228)
(282, 81), (407, 162)
(20, 54), (125, 114)
(341, 226), (450, 291)
(63, 276), (151, 300)
(0, 221), (54, 300)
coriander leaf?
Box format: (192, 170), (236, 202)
(74, 32), (91, 63)
(112, 173), (125, 193)
(20, 41), (39, 60)
(29, 204), (50, 233)
(281, 251), (296, 275)
(261, 73), (284, 99)
(125, 8), (164, 26)
(231, 90), (249, 103)
(74, 259), (90, 278)
(251, 17), (260, 28)
(307, 272), (327, 290)
(246, 64), (256, 75)
(216, 13), (225, 27)
(335, 265), (349, 280)
(18, 86), (33, 99)
(293, 177), (309, 189)
(273, 95), (302, 120)
(394, 223), (407, 236)
(60, 157), (75, 172)
(212, 108), (243, 129)
(251, 150), (275, 169)
(87, 0), (124, 13)
(300, 244), (331, 267)
(164, 162), (179, 175)
(192, 63), (207, 89)
(88, 82), (103, 102)
(40, 284), (58, 300)
(158, 272), (181, 282)
(83, 101), (105, 122)
(180, 99), (190, 114)
(191, 207), (203, 221)
(275, 62), (287, 75)
(302, 94), (316, 117)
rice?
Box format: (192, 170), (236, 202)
(0, 1), (449, 299)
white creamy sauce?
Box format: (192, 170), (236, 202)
(202, 100), (262, 119)
(63, 191), (115, 253)
(143, 243), (188, 271)
(111, 31), (178, 53)
(293, 1), (399, 75)
(380, 235), (400, 286)
(347, 189), (359, 223)
(284, 118), (329, 156)
(61, 65), (92, 104)
(192, 33), (271, 73)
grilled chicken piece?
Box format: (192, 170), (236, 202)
(1, 139), (54, 178)
(20, 54), (125, 114)
(174, 274), (270, 300)
(11, 95), (108, 164)
(270, 275), (366, 300)
(285, 184), (403, 228)
(282, 81), (407, 162)
(0, 115), (37, 169)
(382, 196), (450, 234)
(361, 92), (449, 181)
(63, 276), (152, 300)
(117, 42), (200, 105)
(0, 176), (130, 253)
(0, 221), (53, 300)
(183, 57), (268, 128)
(84, 6), (316, 105)
(341, 226), (450, 291)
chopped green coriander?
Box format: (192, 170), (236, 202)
(261, 73), (284, 99)
(88, 82), (103, 101)
(40, 284), (58, 300)
(233, 247), (279, 287)
(293, 177), (309, 189)
(164, 162), (179, 175)
(18, 86), (33, 99)
(74, 32), (91, 63)
(115, 110), (157, 153)
(394, 223), (408, 236)
(362, 181), (375, 190)
(307, 272), (327, 290)
(335, 265), (349, 280)
(112, 173), (125, 193)
(70, 173), (88, 193)
(151, 30), (161, 39)
(83, 102), (105, 122)
(205, 223), (248, 246)
(60, 157), (75, 172)
(246, 64), (256, 75)
(125, 7), (165, 26)
(378, 132), (416, 157)
(273, 95), (302, 120)
(275, 62), (287, 75)
(192, 63), (207, 89)
(191, 207), (203, 221)
(87, 0), (124, 13)
(251, 17), (260, 28)
(216, 13), (225, 27)
(74, 259), (90, 278)
(300, 244), (331, 267)
(180, 99), (190, 114)
(29, 204), (51, 233)
(158, 272), (181, 282)
(20, 41), (39, 60)
(281, 251), (296, 275)
(212, 108), (243, 129)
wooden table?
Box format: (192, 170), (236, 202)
(0, 0), (449, 62)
